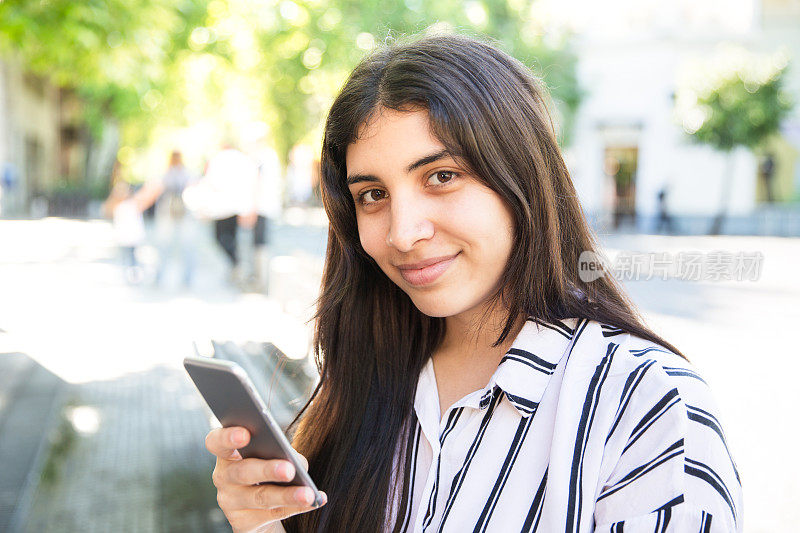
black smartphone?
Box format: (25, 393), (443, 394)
(184, 356), (324, 507)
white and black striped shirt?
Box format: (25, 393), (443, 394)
(387, 318), (742, 532)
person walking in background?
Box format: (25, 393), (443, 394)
(759, 153), (776, 203)
(655, 185), (675, 235)
(103, 181), (146, 284)
(183, 142), (259, 287)
(0, 162), (19, 216)
(136, 150), (199, 288)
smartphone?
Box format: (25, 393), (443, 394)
(184, 356), (324, 507)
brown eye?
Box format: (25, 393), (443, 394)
(427, 171), (456, 186)
(361, 189), (387, 204)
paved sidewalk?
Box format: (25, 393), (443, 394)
(0, 354), (66, 532)
(23, 367), (227, 533)
(0, 216), (325, 532)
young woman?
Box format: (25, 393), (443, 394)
(205, 34), (742, 532)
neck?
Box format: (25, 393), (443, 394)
(438, 302), (525, 362)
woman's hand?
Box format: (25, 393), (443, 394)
(205, 426), (327, 533)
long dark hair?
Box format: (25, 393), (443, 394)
(284, 34), (685, 533)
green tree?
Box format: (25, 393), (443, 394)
(1, 0), (581, 182)
(0, 0), (212, 176)
(248, 0), (581, 164)
(680, 53), (793, 234)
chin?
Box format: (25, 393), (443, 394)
(406, 292), (465, 318)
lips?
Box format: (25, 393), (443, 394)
(396, 253), (459, 286)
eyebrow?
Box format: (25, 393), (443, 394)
(345, 149), (451, 186)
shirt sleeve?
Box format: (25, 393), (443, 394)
(593, 353), (743, 532)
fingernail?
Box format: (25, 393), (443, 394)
(321, 492), (328, 505)
(277, 462), (295, 480)
(295, 487), (313, 504)
(234, 429), (246, 446)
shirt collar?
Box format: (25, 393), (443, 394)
(414, 317), (583, 425)
(490, 317), (582, 417)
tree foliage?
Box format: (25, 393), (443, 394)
(248, 0), (582, 161)
(0, 0), (581, 169)
(685, 59), (793, 152)
(676, 48), (795, 233)
(0, 0), (210, 139)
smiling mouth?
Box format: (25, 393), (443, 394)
(396, 253), (459, 286)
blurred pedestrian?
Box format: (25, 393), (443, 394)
(103, 181), (146, 284)
(1, 162), (19, 216)
(655, 185), (675, 234)
(759, 153), (776, 203)
(137, 150), (199, 288)
(183, 142), (258, 287)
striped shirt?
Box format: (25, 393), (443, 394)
(387, 317), (742, 532)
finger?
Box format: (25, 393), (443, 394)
(206, 427), (250, 459)
(268, 490), (327, 514)
(225, 458), (297, 486)
(226, 500), (325, 533)
(235, 483), (320, 510)
(267, 500), (327, 520)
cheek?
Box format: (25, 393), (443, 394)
(452, 190), (514, 254)
(492, 210), (516, 265)
(357, 216), (388, 263)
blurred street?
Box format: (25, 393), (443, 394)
(0, 218), (798, 531)
(0, 213), (327, 532)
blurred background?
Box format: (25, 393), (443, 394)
(0, 0), (798, 531)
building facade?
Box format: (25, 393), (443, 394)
(0, 57), (61, 217)
(549, 0), (800, 234)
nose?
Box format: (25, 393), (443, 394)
(385, 196), (434, 251)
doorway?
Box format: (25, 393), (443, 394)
(604, 146), (639, 230)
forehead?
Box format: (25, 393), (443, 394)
(345, 108), (446, 175)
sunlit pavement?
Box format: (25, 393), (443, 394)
(0, 215), (325, 532)
(0, 216), (325, 383)
(0, 218), (797, 531)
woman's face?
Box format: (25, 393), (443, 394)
(345, 107), (515, 319)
